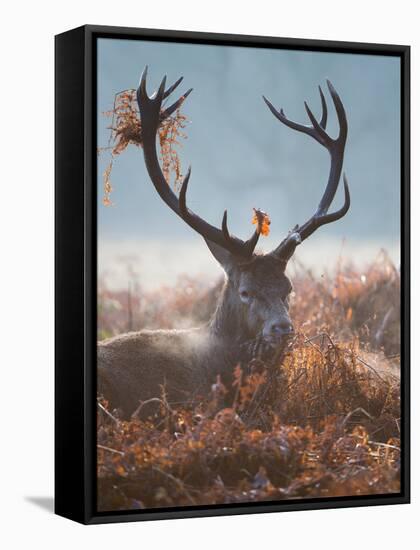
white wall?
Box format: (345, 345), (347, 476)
(0, 1), (417, 548)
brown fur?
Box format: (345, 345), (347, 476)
(98, 253), (293, 418)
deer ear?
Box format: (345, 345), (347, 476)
(204, 239), (237, 271)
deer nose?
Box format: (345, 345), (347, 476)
(269, 320), (294, 336)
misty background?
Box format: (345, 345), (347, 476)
(97, 38), (400, 290)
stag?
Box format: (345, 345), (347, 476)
(98, 68), (350, 418)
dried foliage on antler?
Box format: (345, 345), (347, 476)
(99, 89), (188, 205)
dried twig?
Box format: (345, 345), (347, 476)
(97, 400), (120, 426)
(97, 444), (125, 456)
(131, 397), (172, 420)
(341, 407), (373, 429)
(368, 440), (400, 452)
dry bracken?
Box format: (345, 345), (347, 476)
(99, 89), (188, 205)
(97, 254), (401, 511)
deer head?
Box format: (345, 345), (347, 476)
(136, 68), (350, 346)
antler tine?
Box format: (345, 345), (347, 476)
(314, 80), (348, 216)
(263, 80), (350, 262)
(137, 67), (261, 259)
(163, 76), (183, 99)
(327, 79), (348, 143)
(262, 85), (329, 146)
(318, 86), (328, 130)
(160, 88), (193, 121)
(298, 172), (350, 239)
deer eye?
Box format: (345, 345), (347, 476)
(239, 290), (252, 302)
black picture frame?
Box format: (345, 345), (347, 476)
(55, 24), (410, 525)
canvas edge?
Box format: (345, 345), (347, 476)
(55, 25), (88, 524)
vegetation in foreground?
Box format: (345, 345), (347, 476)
(97, 253), (401, 511)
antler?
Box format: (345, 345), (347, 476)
(136, 67), (261, 259)
(263, 80), (350, 261)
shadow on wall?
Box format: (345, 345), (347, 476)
(25, 496), (54, 514)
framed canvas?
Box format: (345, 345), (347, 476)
(55, 25), (410, 524)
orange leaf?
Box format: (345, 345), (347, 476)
(251, 208), (271, 236)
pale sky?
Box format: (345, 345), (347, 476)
(97, 38), (400, 289)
